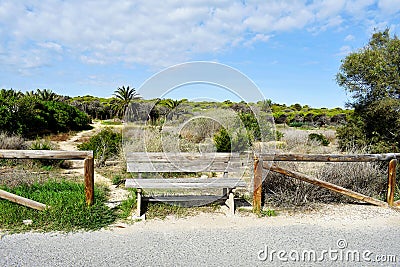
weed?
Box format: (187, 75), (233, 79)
(112, 175), (125, 185)
(308, 133), (330, 146)
(259, 209), (277, 217)
(117, 189), (137, 219)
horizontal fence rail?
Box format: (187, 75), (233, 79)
(252, 153), (400, 212)
(0, 150), (92, 160)
(0, 150), (94, 208)
(260, 153), (400, 162)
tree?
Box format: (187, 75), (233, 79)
(336, 29), (400, 152)
(112, 86), (140, 118)
(36, 89), (60, 101)
(159, 99), (186, 120)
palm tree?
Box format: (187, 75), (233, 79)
(0, 89), (23, 99)
(112, 86), (141, 118)
(162, 99), (186, 120)
(36, 89), (59, 101)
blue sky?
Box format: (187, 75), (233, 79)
(0, 1), (399, 108)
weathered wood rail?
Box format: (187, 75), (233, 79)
(0, 150), (94, 209)
(252, 153), (400, 212)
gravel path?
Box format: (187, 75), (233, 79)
(1, 204), (399, 266)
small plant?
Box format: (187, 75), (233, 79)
(112, 175), (125, 185)
(117, 189), (137, 219)
(308, 133), (330, 146)
(30, 138), (54, 150)
(30, 139), (62, 167)
(259, 208), (277, 217)
(78, 127), (122, 167)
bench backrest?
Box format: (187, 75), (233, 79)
(126, 152), (242, 173)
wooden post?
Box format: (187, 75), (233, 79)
(253, 155), (262, 214)
(0, 189), (49, 210)
(387, 159), (397, 206)
(84, 157), (94, 206)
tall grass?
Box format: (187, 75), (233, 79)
(263, 161), (387, 208)
(0, 132), (26, 149)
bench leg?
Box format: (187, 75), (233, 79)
(132, 189), (145, 220)
(137, 189), (142, 217)
(225, 189), (235, 216)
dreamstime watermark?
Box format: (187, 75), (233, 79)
(257, 239), (398, 264)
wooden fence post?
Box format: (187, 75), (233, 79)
(387, 159), (397, 206)
(253, 155), (262, 214)
(84, 157), (95, 206)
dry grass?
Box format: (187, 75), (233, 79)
(263, 127), (388, 208)
(0, 132), (26, 150)
(263, 161), (386, 208)
(48, 132), (74, 142)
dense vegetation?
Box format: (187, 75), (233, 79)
(0, 89), (90, 138)
(336, 29), (400, 152)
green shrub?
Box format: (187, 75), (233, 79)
(214, 128), (231, 152)
(78, 128), (122, 166)
(289, 122), (305, 128)
(0, 90), (91, 138)
(308, 133), (330, 146)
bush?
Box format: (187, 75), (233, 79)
(214, 128), (231, 152)
(78, 128), (122, 166)
(30, 139), (63, 168)
(0, 90), (91, 138)
(308, 133), (330, 146)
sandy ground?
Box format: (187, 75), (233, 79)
(108, 203), (400, 234)
(56, 121), (129, 205)
(50, 122), (400, 230)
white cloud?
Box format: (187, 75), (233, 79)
(38, 42), (63, 53)
(378, 0), (400, 15)
(337, 45), (352, 56)
(0, 0), (399, 71)
(344, 34), (355, 41)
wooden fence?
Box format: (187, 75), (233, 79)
(253, 153), (400, 213)
(0, 150), (94, 209)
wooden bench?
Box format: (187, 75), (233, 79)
(125, 152), (247, 219)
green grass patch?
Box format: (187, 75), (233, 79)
(395, 185), (400, 202)
(116, 189), (137, 219)
(0, 180), (116, 233)
(101, 120), (122, 126)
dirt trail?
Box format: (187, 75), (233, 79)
(57, 121), (129, 206)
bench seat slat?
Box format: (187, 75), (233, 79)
(125, 178), (246, 189)
(126, 162), (243, 173)
(126, 152), (239, 161)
